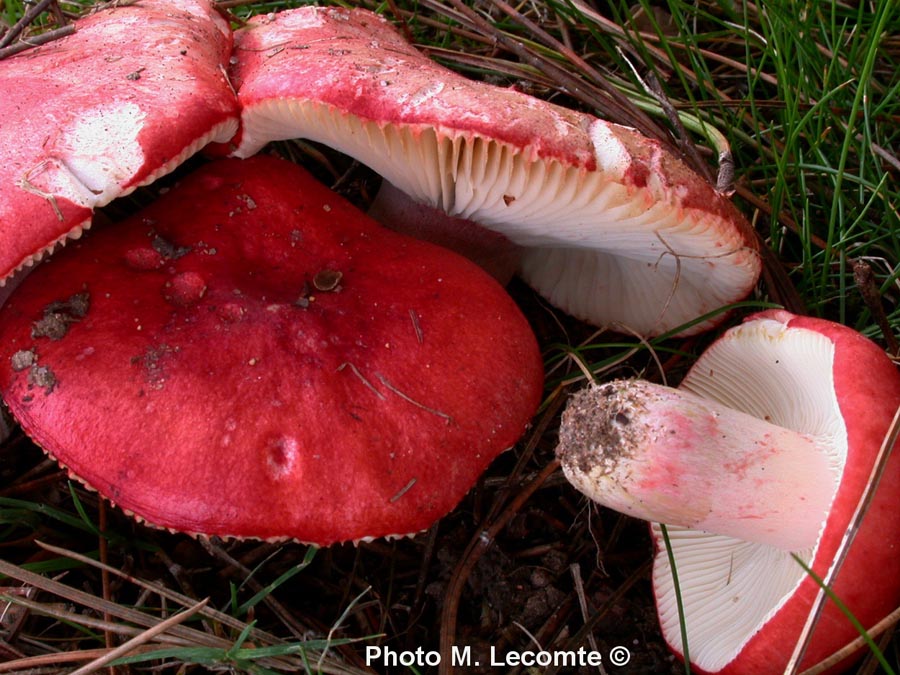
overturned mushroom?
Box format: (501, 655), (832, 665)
(224, 6), (760, 336)
(0, 156), (544, 545)
(557, 310), (900, 673)
(0, 0), (239, 283)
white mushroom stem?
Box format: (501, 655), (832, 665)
(558, 380), (839, 551)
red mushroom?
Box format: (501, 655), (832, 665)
(0, 155), (544, 545)
(556, 310), (900, 673)
(0, 0), (239, 284)
(223, 6), (760, 337)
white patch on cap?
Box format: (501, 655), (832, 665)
(26, 102), (147, 210)
(588, 120), (631, 178)
(269, 6), (327, 33)
(58, 102), (148, 204)
(403, 81), (445, 111)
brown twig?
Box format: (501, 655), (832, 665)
(798, 602), (900, 675)
(0, 24), (75, 59)
(621, 62), (715, 184)
(441, 0), (669, 148)
(853, 259), (900, 356)
(0, 647), (155, 673)
(382, 0), (415, 44)
(375, 373), (453, 423)
(0, 0), (57, 48)
(35, 540), (337, 670)
(97, 501), (116, 675)
(68, 598), (209, 675)
(0, 556), (228, 648)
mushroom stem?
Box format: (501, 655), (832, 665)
(558, 380), (839, 551)
(367, 181), (522, 284)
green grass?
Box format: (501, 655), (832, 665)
(2, 1), (900, 674)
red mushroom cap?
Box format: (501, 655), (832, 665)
(674, 310), (900, 674)
(558, 310), (900, 673)
(0, 0), (239, 283)
(223, 6), (760, 337)
(0, 155), (544, 545)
